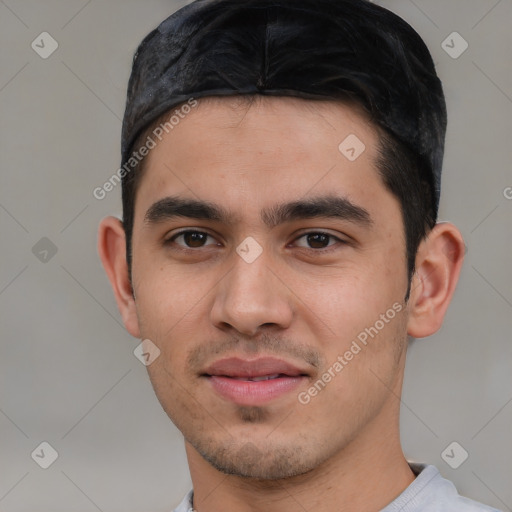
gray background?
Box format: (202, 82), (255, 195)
(0, 0), (511, 510)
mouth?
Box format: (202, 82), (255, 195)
(228, 374), (290, 382)
(202, 357), (310, 406)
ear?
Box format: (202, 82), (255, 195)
(406, 222), (466, 338)
(97, 216), (141, 338)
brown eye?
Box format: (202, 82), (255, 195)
(294, 232), (340, 249)
(169, 230), (218, 248)
(306, 233), (330, 248)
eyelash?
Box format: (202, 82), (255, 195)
(164, 229), (347, 253)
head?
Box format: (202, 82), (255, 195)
(99, 0), (464, 481)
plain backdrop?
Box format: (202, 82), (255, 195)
(1, 0), (511, 510)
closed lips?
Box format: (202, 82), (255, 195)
(202, 356), (309, 379)
(230, 374), (287, 381)
(203, 357), (310, 405)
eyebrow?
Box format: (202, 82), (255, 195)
(144, 194), (373, 229)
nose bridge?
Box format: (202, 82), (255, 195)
(227, 246), (276, 310)
(232, 249), (271, 297)
(211, 244), (293, 334)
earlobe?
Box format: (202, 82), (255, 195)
(406, 222), (465, 339)
(97, 216), (141, 338)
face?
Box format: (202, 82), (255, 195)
(129, 96), (411, 479)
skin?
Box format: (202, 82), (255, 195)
(98, 96), (465, 511)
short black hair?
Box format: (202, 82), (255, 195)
(121, 0), (447, 301)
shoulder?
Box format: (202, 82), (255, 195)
(173, 466), (502, 512)
(382, 463), (502, 512)
(172, 489), (194, 512)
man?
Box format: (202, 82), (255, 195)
(98, 0), (500, 510)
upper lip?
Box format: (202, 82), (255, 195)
(203, 357), (309, 378)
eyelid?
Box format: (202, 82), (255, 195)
(165, 228), (221, 247)
(291, 231), (348, 249)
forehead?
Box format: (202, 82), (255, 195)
(179, 95), (376, 147)
(133, 95), (392, 226)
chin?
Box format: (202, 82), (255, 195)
(192, 436), (321, 480)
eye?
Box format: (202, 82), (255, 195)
(293, 232), (344, 250)
(167, 230), (220, 248)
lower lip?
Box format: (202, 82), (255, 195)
(207, 375), (306, 406)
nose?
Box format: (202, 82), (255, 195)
(210, 249), (294, 337)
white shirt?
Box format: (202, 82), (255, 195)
(172, 463), (502, 511)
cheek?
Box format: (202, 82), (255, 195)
(145, 359), (204, 433)
(133, 265), (211, 349)
(291, 263), (404, 340)
(299, 307), (407, 419)
(290, 260), (408, 404)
